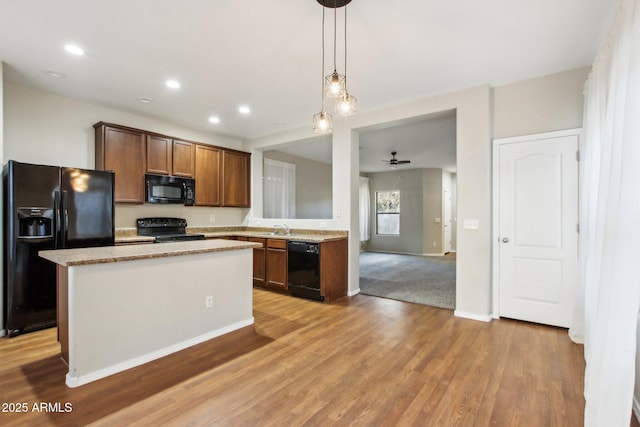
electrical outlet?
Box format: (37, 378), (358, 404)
(209, 215), (216, 223)
(433, 242), (436, 247)
(205, 296), (213, 308)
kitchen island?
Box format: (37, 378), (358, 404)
(39, 239), (261, 388)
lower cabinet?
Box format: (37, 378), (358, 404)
(265, 239), (287, 291)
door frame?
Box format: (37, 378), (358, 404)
(491, 128), (581, 319)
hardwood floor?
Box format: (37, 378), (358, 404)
(0, 289), (593, 426)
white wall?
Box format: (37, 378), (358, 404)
(3, 83), (248, 228)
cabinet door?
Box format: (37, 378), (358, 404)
(146, 135), (172, 175)
(222, 150), (250, 207)
(250, 238), (266, 287)
(194, 145), (221, 206)
(266, 249), (287, 290)
(96, 125), (146, 203)
(172, 140), (195, 178)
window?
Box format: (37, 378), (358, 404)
(376, 190), (400, 235)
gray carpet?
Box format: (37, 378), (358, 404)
(359, 252), (456, 310)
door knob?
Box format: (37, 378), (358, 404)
(502, 237), (509, 243)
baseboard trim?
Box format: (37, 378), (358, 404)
(0, 329), (5, 338)
(364, 250), (446, 257)
(348, 288), (361, 296)
(454, 310), (492, 322)
(633, 395), (640, 424)
(65, 317), (254, 388)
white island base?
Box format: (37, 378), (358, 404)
(40, 240), (259, 388)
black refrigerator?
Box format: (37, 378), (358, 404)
(3, 160), (115, 337)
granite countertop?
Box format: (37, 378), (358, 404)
(39, 239), (262, 267)
(115, 227), (348, 244)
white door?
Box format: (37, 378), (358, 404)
(443, 190), (452, 253)
(495, 131), (578, 328)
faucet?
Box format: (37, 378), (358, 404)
(273, 224), (290, 236)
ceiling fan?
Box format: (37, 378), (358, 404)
(383, 151), (411, 168)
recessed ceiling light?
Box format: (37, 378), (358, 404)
(208, 116), (221, 124)
(45, 70), (66, 78)
(165, 80), (181, 89)
(274, 122), (285, 127)
(137, 97), (152, 104)
(238, 106), (250, 115)
(64, 44), (85, 56)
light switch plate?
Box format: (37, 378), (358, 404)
(463, 219), (479, 229)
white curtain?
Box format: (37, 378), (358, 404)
(359, 177), (370, 242)
(569, 0), (640, 425)
(263, 158), (296, 219)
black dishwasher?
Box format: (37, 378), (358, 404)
(287, 241), (323, 302)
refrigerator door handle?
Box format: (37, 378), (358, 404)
(62, 190), (69, 247)
(54, 190), (62, 248)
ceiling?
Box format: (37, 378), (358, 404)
(0, 1), (616, 144)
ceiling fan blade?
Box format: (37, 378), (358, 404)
(397, 160), (411, 164)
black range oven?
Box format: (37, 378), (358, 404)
(136, 217), (205, 243)
(287, 241), (323, 302)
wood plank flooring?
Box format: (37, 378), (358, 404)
(0, 289), (597, 426)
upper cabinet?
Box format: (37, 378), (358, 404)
(146, 135), (172, 175)
(94, 122), (249, 207)
(222, 150), (250, 207)
(194, 145), (221, 206)
(147, 136), (195, 178)
(95, 123), (146, 203)
(172, 140), (195, 178)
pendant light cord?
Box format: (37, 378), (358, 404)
(344, 4), (348, 88)
(333, 0), (338, 73)
(321, 7), (326, 108)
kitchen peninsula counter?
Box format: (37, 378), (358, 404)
(115, 227), (348, 244)
(39, 240), (259, 388)
(41, 238), (261, 266)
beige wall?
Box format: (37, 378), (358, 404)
(367, 169), (425, 255)
(3, 83), (248, 228)
(493, 67), (589, 139)
(263, 150), (332, 220)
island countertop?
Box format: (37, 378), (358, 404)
(40, 239), (262, 267)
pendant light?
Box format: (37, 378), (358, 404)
(313, 0), (355, 131)
(336, 2), (357, 116)
(313, 7), (333, 132)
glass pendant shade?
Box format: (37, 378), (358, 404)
(336, 92), (357, 116)
(325, 71), (346, 97)
(313, 109), (333, 132)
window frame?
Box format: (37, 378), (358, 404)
(375, 190), (400, 235)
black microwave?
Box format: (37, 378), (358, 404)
(145, 174), (195, 205)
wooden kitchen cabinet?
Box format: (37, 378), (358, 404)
(320, 238), (348, 302)
(266, 239), (287, 291)
(222, 150), (250, 207)
(147, 137), (194, 178)
(194, 145), (221, 206)
(94, 123), (146, 203)
(171, 140), (195, 178)
(248, 237), (266, 287)
(146, 135), (172, 175)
